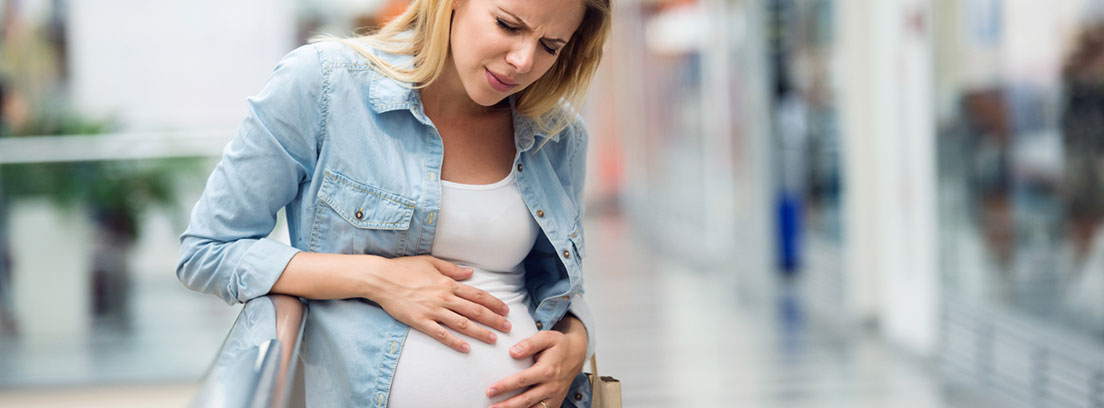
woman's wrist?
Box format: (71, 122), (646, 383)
(352, 254), (390, 301)
(553, 314), (588, 360)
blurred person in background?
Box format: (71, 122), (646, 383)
(0, 76), (15, 336)
(176, 0), (610, 407)
(1060, 21), (1104, 326)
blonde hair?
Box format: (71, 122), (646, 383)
(313, 0), (611, 136)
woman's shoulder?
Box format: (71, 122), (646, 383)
(307, 38), (414, 72)
(538, 108), (589, 154)
(566, 111), (588, 144)
(557, 112), (588, 159)
(265, 39), (415, 105)
(269, 39), (408, 78)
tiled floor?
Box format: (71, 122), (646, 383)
(0, 210), (992, 407)
(579, 211), (982, 408)
(0, 383), (197, 408)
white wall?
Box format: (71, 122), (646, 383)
(67, 0), (297, 130)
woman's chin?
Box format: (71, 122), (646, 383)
(462, 83), (514, 107)
(469, 92), (509, 108)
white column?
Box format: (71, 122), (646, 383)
(838, 0), (938, 355)
(10, 199), (93, 339)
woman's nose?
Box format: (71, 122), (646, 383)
(506, 41), (536, 75)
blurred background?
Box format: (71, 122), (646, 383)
(3, 0), (1104, 406)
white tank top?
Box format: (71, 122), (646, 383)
(431, 166), (540, 272)
(388, 165), (543, 407)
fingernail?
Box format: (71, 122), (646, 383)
(486, 387), (496, 397)
(511, 345), (522, 355)
(502, 305), (510, 314)
(488, 332), (497, 342)
(504, 321), (512, 330)
(461, 343), (470, 352)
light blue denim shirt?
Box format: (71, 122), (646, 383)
(177, 40), (597, 407)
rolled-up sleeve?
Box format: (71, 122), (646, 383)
(176, 44), (324, 305)
(568, 293), (597, 362)
(568, 115), (597, 362)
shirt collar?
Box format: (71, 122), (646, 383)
(509, 95), (561, 153)
(365, 50), (421, 114)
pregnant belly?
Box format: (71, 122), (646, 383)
(388, 277), (540, 407)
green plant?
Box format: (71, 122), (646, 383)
(2, 158), (200, 239)
(1, 110), (203, 242)
(1, 109), (206, 319)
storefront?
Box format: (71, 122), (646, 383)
(604, 0), (775, 294)
(934, 0), (1104, 405)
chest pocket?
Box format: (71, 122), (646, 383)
(310, 169), (415, 256)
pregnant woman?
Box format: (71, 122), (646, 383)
(176, 0), (610, 407)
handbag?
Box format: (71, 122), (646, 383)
(586, 355), (622, 408)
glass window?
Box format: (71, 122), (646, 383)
(935, 0), (1104, 339)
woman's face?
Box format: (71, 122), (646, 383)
(448, 0), (586, 106)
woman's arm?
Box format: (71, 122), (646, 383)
(176, 44), (324, 305)
(268, 252), (385, 301)
(552, 312), (588, 360)
(565, 295), (596, 361)
(269, 252), (513, 353)
(565, 117), (597, 362)
(176, 43), (511, 353)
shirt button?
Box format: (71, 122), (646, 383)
(355, 209), (364, 219)
(517, 163), (523, 172)
(561, 295), (570, 300)
(536, 210), (545, 218)
(575, 393), (583, 401)
(535, 321), (543, 329)
(563, 250), (571, 259)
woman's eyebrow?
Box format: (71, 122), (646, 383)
(498, 8), (567, 44)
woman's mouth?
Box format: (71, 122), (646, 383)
(485, 68), (517, 93)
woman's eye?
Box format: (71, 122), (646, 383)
(496, 18), (520, 33)
(495, 17), (558, 56)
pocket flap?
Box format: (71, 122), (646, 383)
(318, 170), (415, 230)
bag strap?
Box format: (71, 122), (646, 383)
(589, 354), (598, 399)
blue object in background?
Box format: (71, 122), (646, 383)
(776, 191), (802, 277)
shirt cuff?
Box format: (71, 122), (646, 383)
(567, 292), (596, 362)
(232, 237), (302, 304)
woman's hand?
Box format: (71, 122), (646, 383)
(370, 255), (514, 353)
(485, 316), (588, 408)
